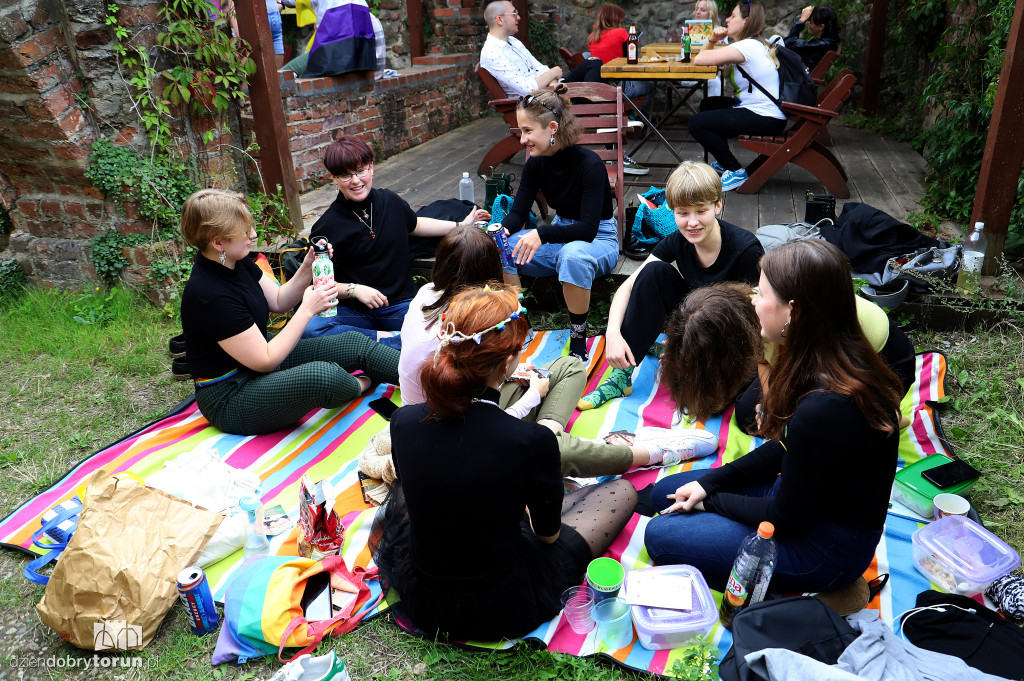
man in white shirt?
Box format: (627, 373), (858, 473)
(479, 1), (562, 97)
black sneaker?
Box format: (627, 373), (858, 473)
(169, 333), (186, 358)
(624, 235), (654, 261)
(171, 357), (191, 381)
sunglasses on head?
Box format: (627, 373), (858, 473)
(517, 94), (560, 121)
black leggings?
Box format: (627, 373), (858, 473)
(688, 106), (787, 171)
(620, 260), (690, 363)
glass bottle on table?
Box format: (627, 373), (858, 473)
(627, 25), (639, 64)
(682, 27), (691, 63)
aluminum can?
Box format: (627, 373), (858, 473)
(311, 238), (337, 317)
(177, 566), (220, 635)
(485, 224), (515, 269)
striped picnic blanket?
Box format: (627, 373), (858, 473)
(0, 334), (951, 677)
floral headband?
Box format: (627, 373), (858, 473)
(432, 288), (527, 367)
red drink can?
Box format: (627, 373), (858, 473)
(177, 566), (220, 635)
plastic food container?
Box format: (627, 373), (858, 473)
(628, 565), (717, 650)
(912, 515), (1020, 597)
(893, 455), (977, 519)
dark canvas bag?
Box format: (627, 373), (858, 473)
(719, 596), (858, 681)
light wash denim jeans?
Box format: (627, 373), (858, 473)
(503, 216), (618, 290)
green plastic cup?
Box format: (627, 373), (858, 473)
(587, 557), (625, 602)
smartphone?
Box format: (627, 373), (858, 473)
(922, 458), (981, 489)
(368, 397), (398, 421)
(301, 572), (332, 621)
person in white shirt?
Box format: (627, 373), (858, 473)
(479, 1), (562, 97)
(688, 1), (787, 192)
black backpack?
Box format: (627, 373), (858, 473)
(720, 596), (858, 681)
(735, 39), (817, 109)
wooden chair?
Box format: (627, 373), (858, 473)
(736, 70), (856, 198)
(810, 49), (839, 85)
(475, 64), (522, 176)
(558, 47), (586, 71)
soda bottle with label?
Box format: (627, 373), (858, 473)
(311, 238), (338, 317)
(682, 27), (692, 63)
(719, 521), (777, 629)
(955, 222), (987, 295)
(627, 25), (639, 64)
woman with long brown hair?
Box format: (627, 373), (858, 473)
(644, 240), (904, 595)
(374, 285), (637, 640)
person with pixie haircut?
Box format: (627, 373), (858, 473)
(179, 189), (401, 435)
(304, 135), (489, 339)
(579, 161), (762, 410)
(688, 1), (786, 192)
(644, 240), (905, 597)
(784, 5), (840, 71)
(372, 285), (638, 640)
(501, 85), (620, 363)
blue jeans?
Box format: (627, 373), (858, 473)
(503, 216), (618, 290)
(644, 470), (882, 594)
(268, 10), (284, 55)
(303, 298), (411, 341)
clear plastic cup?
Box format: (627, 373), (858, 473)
(593, 596), (634, 649)
(560, 585), (596, 634)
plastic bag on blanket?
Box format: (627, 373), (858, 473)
(630, 186), (677, 246)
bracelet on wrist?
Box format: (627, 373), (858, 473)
(345, 283), (357, 299)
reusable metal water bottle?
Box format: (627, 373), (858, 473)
(311, 237), (337, 317)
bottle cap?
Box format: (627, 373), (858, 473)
(974, 221), (984, 231)
(312, 237), (329, 254)
(238, 494), (262, 512)
(463, 171), (470, 178)
(757, 521), (774, 538)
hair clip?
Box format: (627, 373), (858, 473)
(432, 305), (525, 366)
(483, 284), (492, 292)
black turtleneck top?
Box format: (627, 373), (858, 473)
(309, 187), (419, 305)
(500, 145), (613, 244)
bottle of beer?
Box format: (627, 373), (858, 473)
(682, 27), (692, 63)
(627, 25), (639, 64)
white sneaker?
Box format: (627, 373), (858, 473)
(636, 427), (720, 466)
(265, 651), (351, 681)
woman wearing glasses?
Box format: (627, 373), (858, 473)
(501, 85), (620, 362)
(304, 135), (490, 339)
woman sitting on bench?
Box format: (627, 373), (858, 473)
(644, 240), (905, 595)
(500, 84), (620, 363)
(374, 285), (638, 641)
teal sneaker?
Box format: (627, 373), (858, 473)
(578, 367), (633, 410)
(721, 168), (748, 192)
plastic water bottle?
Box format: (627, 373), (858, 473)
(311, 237), (337, 318)
(719, 521), (777, 629)
(239, 494), (270, 556)
(459, 172), (475, 204)
(955, 222), (987, 295)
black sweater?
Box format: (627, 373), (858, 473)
(501, 145), (613, 244)
(700, 390), (898, 538)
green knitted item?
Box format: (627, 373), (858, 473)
(577, 367), (634, 411)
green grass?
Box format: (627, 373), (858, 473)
(1, 285), (1021, 680)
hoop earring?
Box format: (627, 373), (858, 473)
(218, 250), (226, 265)
(780, 320), (790, 338)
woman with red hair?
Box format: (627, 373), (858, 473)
(373, 284), (637, 640)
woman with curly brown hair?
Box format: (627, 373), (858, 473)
(373, 284), (637, 640)
(644, 240), (905, 595)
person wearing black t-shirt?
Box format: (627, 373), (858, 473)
(645, 240), (905, 595)
(304, 135), (489, 341)
(580, 161), (763, 410)
(371, 285), (637, 641)
(500, 85), (620, 362)
(179, 189), (401, 435)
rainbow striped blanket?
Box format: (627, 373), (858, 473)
(0, 332), (951, 677)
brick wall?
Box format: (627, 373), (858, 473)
(279, 53), (489, 192)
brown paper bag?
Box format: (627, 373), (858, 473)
(36, 469), (223, 650)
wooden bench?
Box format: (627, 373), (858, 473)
(810, 49), (839, 85)
(558, 47), (586, 71)
(475, 64), (523, 176)
(736, 70), (856, 198)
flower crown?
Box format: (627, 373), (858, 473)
(432, 288), (527, 366)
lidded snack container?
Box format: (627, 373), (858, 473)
(912, 515), (1020, 597)
(628, 565), (717, 650)
(893, 455), (977, 519)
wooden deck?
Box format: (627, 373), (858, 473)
(299, 115), (928, 277)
